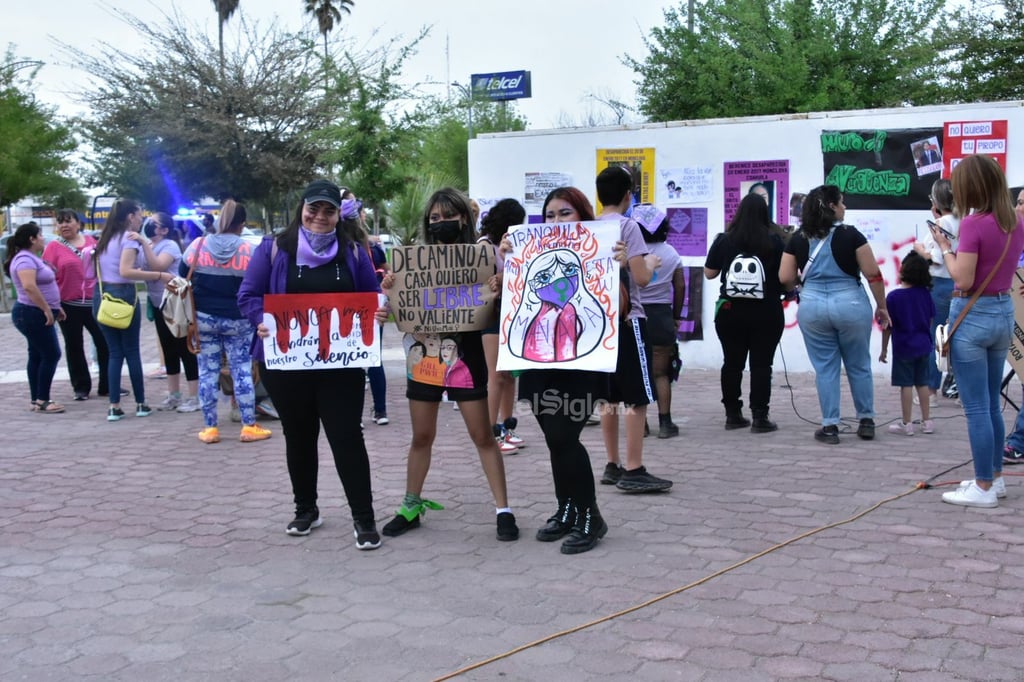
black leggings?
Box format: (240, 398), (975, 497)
(58, 302), (109, 396)
(153, 305), (199, 380)
(535, 411), (596, 509)
(261, 364), (374, 522)
(714, 299), (784, 412)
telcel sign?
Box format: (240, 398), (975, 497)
(470, 70), (532, 102)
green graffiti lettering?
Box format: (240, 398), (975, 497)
(826, 165), (910, 197)
(820, 130), (887, 154)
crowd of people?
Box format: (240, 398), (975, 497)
(5, 155), (1024, 554)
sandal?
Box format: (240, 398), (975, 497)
(35, 400), (65, 414)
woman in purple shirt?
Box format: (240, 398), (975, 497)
(5, 222), (66, 413)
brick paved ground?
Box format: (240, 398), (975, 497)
(1, 311), (1022, 681)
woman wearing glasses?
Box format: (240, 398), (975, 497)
(133, 212), (199, 413)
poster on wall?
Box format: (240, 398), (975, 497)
(596, 147), (656, 210)
(523, 172), (572, 215)
(1009, 269), (1024, 381)
(388, 244), (498, 334)
(658, 166), (713, 204)
(262, 293), (382, 370)
(497, 220), (621, 372)
(943, 120), (1008, 177)
(664, 207), (708, 257)
(723, 160), (790, 226)
(676, 266), (703, 342)
(820, 128), (942, 210)
(473, 197), (499, 230)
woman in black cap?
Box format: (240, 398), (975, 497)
(239, 179), (385, 550)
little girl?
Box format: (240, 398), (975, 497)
(879, 251), (936, 435)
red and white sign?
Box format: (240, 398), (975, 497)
(943, 120), (1008, 177)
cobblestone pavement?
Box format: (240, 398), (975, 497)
(1, 311), (1022, 681)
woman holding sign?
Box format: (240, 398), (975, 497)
(379, 187), (519, 543)
(239, 180), (384, 549)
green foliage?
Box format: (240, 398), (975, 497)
(630, 0), (951, 121)
(303, 0), (354, 57)
(945, 0), (1024, 102)
(0, 53), (78, 209)
(63, 12), (333, 211)
(386, 172), (458, 245)
(212, 0), (240, 75)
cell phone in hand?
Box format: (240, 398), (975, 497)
(927, 220), (954, 240)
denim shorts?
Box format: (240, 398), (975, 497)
(891, 353), (930, 387)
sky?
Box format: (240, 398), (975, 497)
(1, 0), (671, 130)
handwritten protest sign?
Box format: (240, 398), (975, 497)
(497, 220), (620, 372)
(262, 293), (382, 370)
(389, 243), (497, 334)
(1008, 269), (1024, 381)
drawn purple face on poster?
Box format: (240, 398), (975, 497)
(530, 256), (580, 307)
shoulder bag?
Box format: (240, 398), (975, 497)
(95, 260), (136, 329)
(935, 232), (1012, 372)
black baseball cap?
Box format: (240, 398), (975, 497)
(302, 180), (342, 208)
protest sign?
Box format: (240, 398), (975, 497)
(262, 293), (382, 370)
(497, 220), (620, 372)
(1008, 269), (1024, 381)
(389, 243), (497, 334)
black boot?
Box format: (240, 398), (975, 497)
(560, 506), (608, 555)
(750, 409), (778, 433)
(724, 408), (750, 430)
(536, 498), (576, 542)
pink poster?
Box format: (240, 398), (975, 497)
(664, 207), (708, 258)
(723, 160), (791, 226)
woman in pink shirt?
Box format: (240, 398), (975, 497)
(43, 209), (110, 400)
(932, 155), (1024, 508)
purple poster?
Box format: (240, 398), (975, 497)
(723, 160), (791, 226)
(664, 207), (708, 257)
(676, 266), (703, 342)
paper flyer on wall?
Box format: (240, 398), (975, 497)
(595, 147), (656, 210)
(658, 166), (713, 204)
(523, 172), (572, 214)
(723, 160), (790, 226)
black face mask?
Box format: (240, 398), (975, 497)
(428, 219), (463, 244)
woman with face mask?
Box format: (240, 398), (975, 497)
(378, 187), (518, 543)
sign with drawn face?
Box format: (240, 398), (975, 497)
(497, 220), (620, 372)
(262, 293), (383, 370)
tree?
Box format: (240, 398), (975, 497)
(62, 11), (333, 211)
(629, 0), (951, 121)
(212, 0), (241, 77)
(0, 52), (78, 211)
(303, 0), (354, 60)
(945, 0), (1024, 102)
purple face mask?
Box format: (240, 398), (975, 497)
(535, 276), (578, 306)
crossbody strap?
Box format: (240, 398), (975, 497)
(802, 228), (834, 280)
(947, 231), (1013, 339)
(186, 237), (206, 283)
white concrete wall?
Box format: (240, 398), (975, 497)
(468, 101), (1024, 372)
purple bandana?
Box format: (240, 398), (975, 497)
(297, 226), (339, 268)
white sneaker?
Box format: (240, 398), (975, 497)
(958, 477), (1006, 499)
(913, 394), (940, 408)
(176, 397), (200, 413)
(942, 481), (999, 507)
(887, 421), (913, 436)
(504, 429), (524, 446)
(158, 394), (181, 411)
(497, 437), (518, 455)
(921, 420), (935, 434)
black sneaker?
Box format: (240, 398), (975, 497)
(657, 422), (680, 439)
(536, 501), (575, 542)
(382, 513), (420, 537)
(599, 462), (624, 485)
(1004, 445), (1024, 465)
(286, 507), (322, 536)
(353, 519), (381, 550)
(814, 425), (840, 444)
(560, 507), (608, 555)
(74, 392), (89, 401)
(616, 466), (673, 493)
(496, 512), (519, 541)
(856, 418), (875, 440)
(107, 407), (125, 422)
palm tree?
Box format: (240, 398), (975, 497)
(212, 0), (241, 76)
(303, 0), (354, 60)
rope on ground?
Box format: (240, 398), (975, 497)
(432, 483), (930, 682)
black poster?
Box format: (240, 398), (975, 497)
(820, 128), (943, 210)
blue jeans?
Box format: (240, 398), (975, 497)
(927, 276), (954, 390)
(367, 324), (387, 414)
(93, 285), (145, 405)
(11, 303), (62, 402)
(797, 284), (875, 425)
(950, 295), (1012, 482)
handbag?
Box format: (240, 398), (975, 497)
(95, 263), (135, 329)
(934, 232), (1013, 371)
(174, 237), (205, 354)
